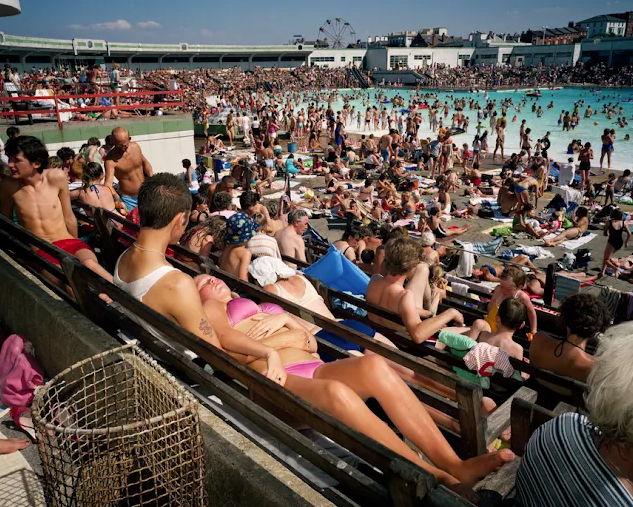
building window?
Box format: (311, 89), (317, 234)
(340, 56), (345, 62)
(311, 56), (335, 63)
(414, 55), (431, 61)
(353, 56), (363, 62)
(389, 55), (408, 68)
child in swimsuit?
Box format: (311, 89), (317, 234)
(484, 266), (537, 336)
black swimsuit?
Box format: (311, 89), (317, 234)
(608, 223), (625, 251)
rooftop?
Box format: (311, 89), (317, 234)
(579, 15), (627, 24)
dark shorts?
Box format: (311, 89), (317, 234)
(315, 319), (376, 362)
(579, 161), (591, 172)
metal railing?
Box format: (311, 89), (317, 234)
(0, 88), (185, 130)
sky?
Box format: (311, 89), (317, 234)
(0, 0), (626, 45)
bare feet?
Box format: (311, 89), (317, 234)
(0, 438), (30, 454)
(451, 449), (516, 487)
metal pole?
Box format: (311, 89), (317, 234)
(54, 93), (63, 131)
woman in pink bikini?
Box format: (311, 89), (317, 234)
(195, 274), (513, 501)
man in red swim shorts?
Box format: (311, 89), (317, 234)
(0, 136), (112, 282)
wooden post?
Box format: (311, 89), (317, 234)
(455, 379), (486, 459)
(60, 257), (104, 326)
(543, 262), (557, 306)
(93, 208), (118, 271)
(510, 398), (535, 457)
(387, 458), (435, 507)
(53, 92), (63, 131)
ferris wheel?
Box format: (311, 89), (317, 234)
(317, 18), (357, 49)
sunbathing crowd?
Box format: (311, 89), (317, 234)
(3, 124), (633, 505)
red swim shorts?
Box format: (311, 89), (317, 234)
(36, 238), (93, 266)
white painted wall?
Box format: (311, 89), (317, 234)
(46, 130), (195, 177)
(309, 49), (367, 68)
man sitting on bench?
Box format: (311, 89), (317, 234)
(1, 136), (112, 283)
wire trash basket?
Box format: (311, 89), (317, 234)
(32, 344), (207, 507)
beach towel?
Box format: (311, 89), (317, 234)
(456, 237), (504, 256)
(446, 275), (497, 295)
(492, 209), (514, 223)
(451, 282), (470, 297)
(455, 250), (474, 278)
(516, 245), (555, 260)
(543, 232), (597, 250)
(491, 225), (513, 237)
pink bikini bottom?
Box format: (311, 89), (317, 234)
(285, 360), (324, 379)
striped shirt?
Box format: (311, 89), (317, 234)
(516, 413), (633, 507)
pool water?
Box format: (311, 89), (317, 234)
(298, 87), (633, 172)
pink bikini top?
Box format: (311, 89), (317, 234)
(226, 298), (285, 327)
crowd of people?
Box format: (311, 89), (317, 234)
(417, 61), (633, 90)
(2, 59), (633, 505)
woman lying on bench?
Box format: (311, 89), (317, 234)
(197, 272), (514, 500)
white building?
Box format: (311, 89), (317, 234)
(579, 15), (627, 38)
(308, 48), (366, 68)
(386, 31), (418, 48)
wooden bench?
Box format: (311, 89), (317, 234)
(0, 212), (484, 507)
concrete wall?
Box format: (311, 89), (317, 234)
(0, 252), (333, 507)
(8, 115), (196, 177)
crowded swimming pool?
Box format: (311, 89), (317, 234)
(299, 87), (633, 172)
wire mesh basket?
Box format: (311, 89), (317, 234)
(32, 344), (207, 507)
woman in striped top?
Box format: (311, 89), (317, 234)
(516, 323), (633, 506)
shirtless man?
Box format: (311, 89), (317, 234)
(274, 209), (308, 267)
(366, 237), (464, 346)
(379, 130), (394, 164)
(543, 207), (589, 247)
(113, 173), (286, 382)
(104, 127), (153, 211)
(1, 136), (112, 282)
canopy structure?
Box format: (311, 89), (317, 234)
(0, 0), (20, 16)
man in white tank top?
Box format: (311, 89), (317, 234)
(113, 173), (287, 385)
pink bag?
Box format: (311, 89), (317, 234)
(0, 334), (45, 408)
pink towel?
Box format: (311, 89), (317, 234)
(0, 334), (44, 408)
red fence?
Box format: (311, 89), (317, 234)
(0, 89), (185, 130)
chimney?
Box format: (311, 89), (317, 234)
(441, 33), (445, 42)
(568, 21), (575, 28)
(432, 34), (437, 46)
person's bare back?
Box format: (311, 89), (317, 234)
(366, 275), (409, 331)
(275, 227), (304, 267)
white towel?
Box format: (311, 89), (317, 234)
(451, 282), (470, 296)
(542, 233), (597, 250)
(248, 257), (296, 286)
(455, 250), (474, 278)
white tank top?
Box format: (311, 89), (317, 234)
(113, 254), (198, 360)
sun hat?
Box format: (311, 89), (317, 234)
(225, 212), (259, 245)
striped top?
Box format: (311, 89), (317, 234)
(516, 413), (633, 507)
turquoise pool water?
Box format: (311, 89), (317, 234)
(299, 87), (633, 172)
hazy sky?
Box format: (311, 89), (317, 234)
(0, 0), (624, 45)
